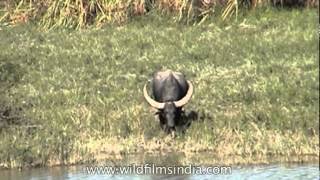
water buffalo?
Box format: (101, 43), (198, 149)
(143, 70), (194, 133)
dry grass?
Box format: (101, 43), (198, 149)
(0, 0), (318, 29)
(35, 128), (318, 167)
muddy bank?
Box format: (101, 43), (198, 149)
(1, 133), (318, 169)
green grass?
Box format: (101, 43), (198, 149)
(0, 8), (319, 168)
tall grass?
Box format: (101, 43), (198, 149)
(0, 0), (318, 29)
(1, 0), (212, 28)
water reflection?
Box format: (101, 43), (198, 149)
(1, 164), (318, 180)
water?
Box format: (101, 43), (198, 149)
(1, 164), (318, 180)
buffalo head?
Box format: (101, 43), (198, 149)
(143, 70), (193, 133)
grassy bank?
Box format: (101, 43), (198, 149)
(0, 8), (319, 168)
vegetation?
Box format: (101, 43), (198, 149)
(0, 0), (318, 29)
(0, 6), (319, 168)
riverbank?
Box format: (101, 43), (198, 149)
(43, 134), (319, 168)
(0, 8), (319, 169)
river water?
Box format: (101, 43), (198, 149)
(1, 163), (318, 180)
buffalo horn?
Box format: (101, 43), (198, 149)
(143, 83), (165, 109)
(173, 81), (193, 107)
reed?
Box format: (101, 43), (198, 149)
(0, 0), (318, 29)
